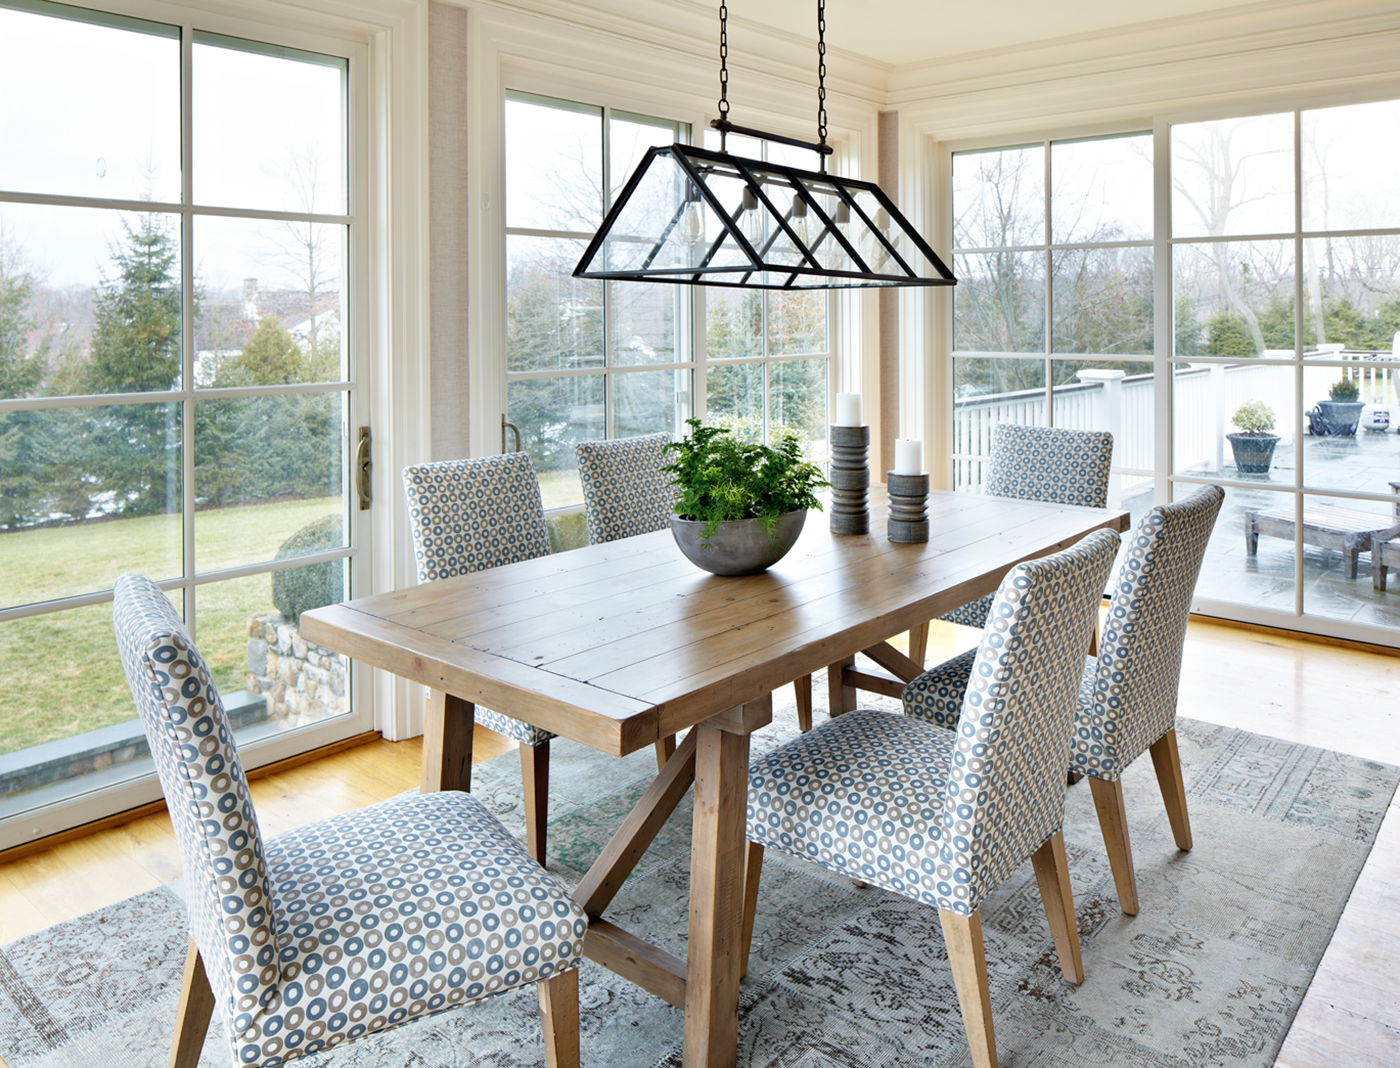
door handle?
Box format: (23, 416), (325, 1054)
(355, 426), (372, 510)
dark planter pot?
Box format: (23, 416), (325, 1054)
(1308, 400), (1364, 437)
(1227, 432), (1280, 474)
(670, 510), (807, 576)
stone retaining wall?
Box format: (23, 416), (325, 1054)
(246, 611), (348, 729)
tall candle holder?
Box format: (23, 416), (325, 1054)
(887, 471), (930, 543)
(829, 424), (870, 535)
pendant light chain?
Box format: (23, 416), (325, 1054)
(717, 2), (730, 149)
(817, 0), (828, 171)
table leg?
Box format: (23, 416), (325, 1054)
(684, 699), (770, 1068)
(421, 689), (475, 793)
(828, 655), (857, 717)
(1345, 542), (1360, 580)
(1244, 512), (1259, 556)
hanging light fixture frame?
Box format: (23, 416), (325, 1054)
(573, 0), (956, 291)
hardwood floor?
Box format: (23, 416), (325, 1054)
(0, 618), (1396, 1065)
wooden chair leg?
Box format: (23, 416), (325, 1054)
(1088, 775), (1139, 916)
(537, 966), (580, 1068)
(907, 621), (929, 669)
(1149, 728), (1193, 851)
(1029, 831), (1084, 985)
(168, 938), (216, 1068)
(939, 909), (997, 1068)
(654, 733), (677, 772)
(794, 674), (813, 732)
(521, 741), (550, 866)
(740, 841), (764, 978)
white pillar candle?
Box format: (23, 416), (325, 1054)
(835, 393), (862, 427)
(894, 438), (923, 475)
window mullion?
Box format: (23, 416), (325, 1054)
(1043, 138), (1053, 426)
(181, 20), (197, 633)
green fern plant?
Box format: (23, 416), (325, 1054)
(663, 419), (829, 544)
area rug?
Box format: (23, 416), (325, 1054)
(1, 675), (1395, 1068)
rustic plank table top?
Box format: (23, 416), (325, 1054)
(300, 487), (1129, 1068)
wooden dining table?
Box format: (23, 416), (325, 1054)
(299, 487), (1129, 1068)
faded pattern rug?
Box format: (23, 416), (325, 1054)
(1, 675), (1395, 1068)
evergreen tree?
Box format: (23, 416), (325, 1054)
(84, 213), (185, 517)
(1205, 310), (1256, 358)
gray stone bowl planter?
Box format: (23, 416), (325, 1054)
(1308, 400), (1365, 437)
(669, 510), (807, 576)
(1227, 432), (1280, 474)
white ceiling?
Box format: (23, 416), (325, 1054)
(724, 0), (1245, 68)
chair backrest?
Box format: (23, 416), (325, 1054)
(402, 452), (551, 583)
(986, 424), (1114, 508)
(1080, 483), (1225, 772)
(940, 527), (1120, 914)
(576, 432), (676, 545)
(112, 573), (274, 1018)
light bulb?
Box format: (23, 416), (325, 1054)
(678, 201), (704, 247)
(740, 187), (763, 247)
(831, 201), (852, 270)
(790, 196), (809, 247)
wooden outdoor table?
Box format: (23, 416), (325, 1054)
(1244, 503), (1400, 580)
(300, 488), (1129, 1068)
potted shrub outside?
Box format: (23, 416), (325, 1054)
(1227, 400), (1280, 474)
(1309, 377), (1364, 437)
(663, 419), (829, 576)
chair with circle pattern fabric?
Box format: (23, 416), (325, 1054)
(904, 483), (1224, 917)
(112, 572), (586, 1068)
(402, 452), (558, 863)
(743, 528), (1121, 1068)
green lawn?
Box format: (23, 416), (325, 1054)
(0, 497), (340, 757)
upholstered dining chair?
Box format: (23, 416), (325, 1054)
(403, 452), (559, 864)
(112, 572), (586, 1068)
(576, 433), (820, 736)
(744, 528), (1121, 1068)
(904, 483), (1225, 916)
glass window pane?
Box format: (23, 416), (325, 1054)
(954, 251), (1046, 353)
(192, 36), (345, 214)
(1302, 100), (1400, 233)
(507, 236), (602, 374)
(613, 368), (689, 439)
(768, 358), (828, 456)
(1, 403), (183, 606)
(952, 357), (1046, 491)
(1300, 237), (1400, 355)
(195, 216), (345, 385)
(1171, 113), (1294, 238)
(195, 394), (344, 572)
(199, 569), (350, 738)
(1185, 481), (1296, 614)
(0, 602), (158, 819)
(1171, 360), (1296, 486)
(705, 289), (762, 360)
(0, 203), (182, 396)
(506, 96), (602, 233)
(0, 5), (180, 203)
(507, 374), (604, 510)
(1300, 493), (1400, 628)
(768, 290), (827, 356)
(1051, 133), (1153, 243)
(610, 113), (679, 209)
(952, 144), (1044, 250)
(611, 281), (679, 366)
(1051, 246), (1153, 355)
(706, 361), (764, 442)
(1051, 359), (1153, 472)
(1297, 361), (1400, 498)
(1173, 241), (1296, 358)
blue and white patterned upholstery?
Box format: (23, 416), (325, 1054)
(576, 433), (677, 545)
(402, 454), (555, 748)
(112, 573), (587, 1067)
(749, 528), (1120, 915)
(940, 424), (1115, 630)
(909, 486), (1224, 784)
(110, 576), (585, 1068)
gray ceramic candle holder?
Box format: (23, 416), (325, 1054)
(830, 424), (870, 535)
(887, 471), (930, 543)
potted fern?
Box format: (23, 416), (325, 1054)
(663, 419), (829, 575)
(1309, 376), (1364, 437)
(1227, 400), (1280, 474)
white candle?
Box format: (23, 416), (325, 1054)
(835, 393), (862, 427)
(894, 438), (923, 475)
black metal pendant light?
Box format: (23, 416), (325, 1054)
(574, 1), (956, 290)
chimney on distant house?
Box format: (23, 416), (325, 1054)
(242, 278), (259, 321)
